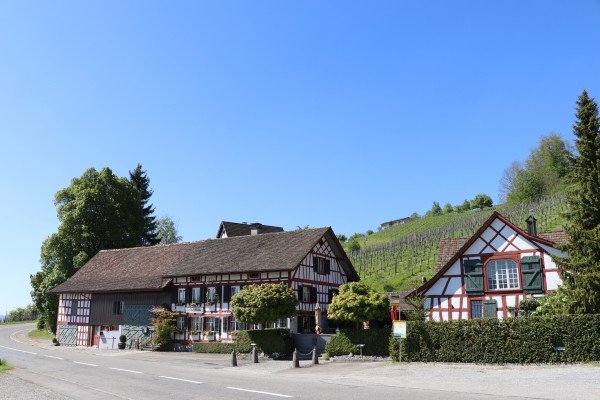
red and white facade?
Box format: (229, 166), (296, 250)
(56, 293), (92, 346)
(171, 235), (355, 341)
(413, 212), (566, 321)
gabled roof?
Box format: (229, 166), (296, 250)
(216, 221), (283, 238)
(412, 211), (566, 296)
(51, 227), (358, 294)
(50, 241), (199, 294)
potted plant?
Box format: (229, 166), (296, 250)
(52, 338), (59, 346)
(118, 334), (127, 350)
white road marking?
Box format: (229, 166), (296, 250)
(159, 376), (203, 384)
(110, 367), (142, 374)
(44, 355), (64, 360)
(73, 361), (98, 367)
(226, 387), (292, 398)
(0, 344), (37, 355)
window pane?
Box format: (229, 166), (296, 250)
(486, 259), (519, 290)
(471, 300), (483, 319)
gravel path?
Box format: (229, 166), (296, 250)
(0, 373), (73, 399)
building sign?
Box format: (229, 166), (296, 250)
(393, 320), (407, 338)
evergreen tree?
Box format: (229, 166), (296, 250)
(129, 164), (160, 245)
(560, 90), (600, 313)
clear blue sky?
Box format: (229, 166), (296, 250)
(1, 1), (599, 312)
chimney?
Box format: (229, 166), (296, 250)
(526, 214), (537, 236)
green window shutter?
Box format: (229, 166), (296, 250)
(312, 256), (318, 273)
(521, 256), (543, 293)
(311, 287), (318, 303)
(298, 285), (303, 302)
(223, 286), (232, 302)
(484, 299), (498, 319)
(464, 259), (484, 295)
(325, 259), (331, 274)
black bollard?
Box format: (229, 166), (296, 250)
(312, 347), (318, 365)
(252, 346), (258, 363)
(292, 348), (299, 368)
(231, 350), (237, 367)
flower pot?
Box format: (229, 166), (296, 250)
(118, 342), (126, 350)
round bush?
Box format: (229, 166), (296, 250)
(325, 333), (357, 356)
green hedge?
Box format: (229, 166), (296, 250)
(236, 328), (294, 355)
(193, 342), (236, 354)
(391, 314), (600, 363)
(325, 328), (391, 356)
(192, 329), (293, 355)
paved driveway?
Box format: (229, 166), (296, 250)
(1, 323), (599, 400)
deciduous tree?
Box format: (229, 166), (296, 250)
(230, 283), (297, 326)
(327, 282), (389, 327)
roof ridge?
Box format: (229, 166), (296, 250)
(98, 240), (205, 253)
(215, 226), (330, 241)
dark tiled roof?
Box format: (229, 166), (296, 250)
(436, 238), (469, 271)
(171, 227), (330, 276)
(218, 221), (283, 238)
(50, 241), (201, 294)
(51, 227), (357, 294)
(538, 231), (569, 246)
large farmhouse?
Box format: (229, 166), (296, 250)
(50, 224), (358, 347)
(404, 212), (567, 321)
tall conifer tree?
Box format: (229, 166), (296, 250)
(129, 164), (160, 246)
(560, 90), (600, 313)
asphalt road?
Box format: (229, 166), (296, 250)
(0, 323), (598, 400)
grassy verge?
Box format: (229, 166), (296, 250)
(0, 359), (11, 373)
(0, 320), (36, 326)
(28, 329), (55, 341)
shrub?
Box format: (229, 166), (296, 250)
(340, 328), (391, 356)
(193, 342), (236, 353)
(235, 328), (293, 355)
(36, 318), (46, 330)
(152, 320), (174, 351)
(325, 333), (357, 356)
(393, 314), (600, 363)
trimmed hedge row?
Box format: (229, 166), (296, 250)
(192, 342), (235, 354)
(193, 329), (294, 356)
(325, 328), (391, 356)
(391, 314), (600, 363)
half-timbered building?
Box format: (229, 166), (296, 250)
(406, 212), (567, 321)
(51, 226), (357, 347)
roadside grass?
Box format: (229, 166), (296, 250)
(0, 320), (36, 326)
(28, 329), (55, 341)
(0, 359), (12, 373)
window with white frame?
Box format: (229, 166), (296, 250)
(206, 287), (217, 303)
(205, 317), (216, 332)
(486, 259), (519, 290)
(222, 317), (230, 333)
(191, 287), (201, 303)
(471, 300), (483, 319)
(190, 317), (202, 331)
(178, 288), (187, 304)
(177, 316), (186, 331)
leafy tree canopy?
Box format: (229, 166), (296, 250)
(470, 193), (493, 209)
(30, 167), (145, 332)
(156, 216), (182, 244)
(230, 283), (297, 325)
(327, 282), (389, 325)
(501, 133), (574, 203)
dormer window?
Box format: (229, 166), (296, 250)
(486, 259), (519, 290)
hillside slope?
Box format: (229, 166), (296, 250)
(347, 195), (566, 293)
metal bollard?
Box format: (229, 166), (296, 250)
(231, 350), (237, 367)
(292, 349), (299, 368)
(312, 347), (318, 365)
(251, 346), (258, 363)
